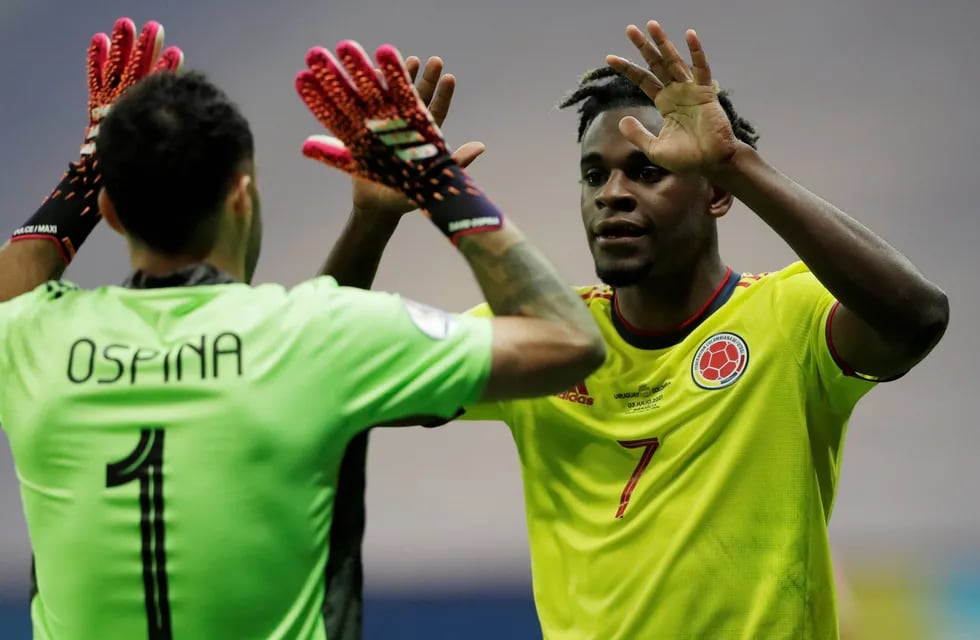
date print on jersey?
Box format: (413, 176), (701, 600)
(691, 333), (749, 390)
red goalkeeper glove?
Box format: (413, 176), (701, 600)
(10, 18), (184, 264)
(296, 41), (503, 244)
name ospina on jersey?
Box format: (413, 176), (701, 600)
(556, 382), (594, 406)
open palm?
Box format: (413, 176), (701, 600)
(606, 22), (739, 176)
(351, 55), (484, 217)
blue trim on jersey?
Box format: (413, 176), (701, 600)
(611, 269), (741, 350)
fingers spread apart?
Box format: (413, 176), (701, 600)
(88, 18), (182, 108)
(610, 21), (716, 96)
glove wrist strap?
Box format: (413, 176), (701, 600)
(10, 160), (101, 264)
(417, 162), (504, 244)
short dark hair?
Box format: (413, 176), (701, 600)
(558, 66), (760, 148)
(97, 71), (254, 255)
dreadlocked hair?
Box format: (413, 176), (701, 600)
(557, 66), (760, 148)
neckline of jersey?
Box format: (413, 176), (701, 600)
(611, 267), (740, 350)
(123, 263), (239, 289)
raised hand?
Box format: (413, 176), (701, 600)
(83, 18), (185, 158)
(351, 56), (485, 218)
(296, 41), (502, 242)
(8, 18), (184, 265)
(606, 21), (738, 176)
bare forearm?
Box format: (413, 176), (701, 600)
(457, 222), (605, 399)
(456, 223), (599, 341)
(712, 145), (948, 340)
(0, 240), (66, 303)
(319, 207), (400, 287)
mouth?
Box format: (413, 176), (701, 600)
(594, 218), (649, 246)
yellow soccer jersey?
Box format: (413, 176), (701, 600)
(464, 262), (875, 640)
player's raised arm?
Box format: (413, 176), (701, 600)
(296, 41), (605, 400)
(606, 21), (948, 379)
(0, 18), (184, 303)
(319, 55), (484, 289)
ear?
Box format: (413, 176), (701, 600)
(706, 184), (734, 219)
(228, 173), (253, 223)
(98, 189), (126, 235)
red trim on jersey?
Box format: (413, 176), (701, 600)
(736, 274), (765, 288)
(824, 301), (907, 383)
(825, 301), (857, 376)
(580, 287), (613, 301)
(613, 266), (734, 336)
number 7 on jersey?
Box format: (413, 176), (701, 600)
(616, 438), (660, 519)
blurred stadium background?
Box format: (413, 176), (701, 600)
(1, 0), (978, 637)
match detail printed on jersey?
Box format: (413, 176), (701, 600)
(691, 332), (749, 390)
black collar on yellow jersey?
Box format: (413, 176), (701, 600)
(123, 263), (239, 289)
(611, 267), (741, 350)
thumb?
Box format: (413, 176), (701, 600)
(619, 116), (658, 160)
(451, 141), (486, 169)
(302, 135), (357, 175)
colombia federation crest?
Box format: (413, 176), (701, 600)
(691, 332), (749, 390)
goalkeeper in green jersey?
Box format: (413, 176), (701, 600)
(0, 25), (604, 640)
(0, 18), (482, 639)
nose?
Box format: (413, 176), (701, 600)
(595, 170), (636, 213)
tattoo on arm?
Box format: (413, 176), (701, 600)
(456, 234), (594, 332)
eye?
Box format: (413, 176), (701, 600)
(581, 169), (606, 187)
(637, 165), (665, 183)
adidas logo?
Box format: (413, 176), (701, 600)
(556, 382), (595, 406)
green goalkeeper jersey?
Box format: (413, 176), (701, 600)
(0, 265), (493, 640)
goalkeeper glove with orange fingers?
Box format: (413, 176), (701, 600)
(296, 40), (503, 244)
(10, 18), (184, 264)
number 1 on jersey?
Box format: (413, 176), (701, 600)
(106, 429), (172, 640)
(616, 438), (660, 519)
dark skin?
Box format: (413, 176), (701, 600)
(324, 25), (948, 380)
(579, 105), (731, 331)
(603, 21), (948, 378)
(0, 240), (66, 303)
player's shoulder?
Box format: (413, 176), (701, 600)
(280, 276), (429, 329)
(734, 261), (819, 292)
(0, 280), (83, 334)
(33, 279), (80, 299)
(464, 284), (613, 319)
(284, 275), (340, 295)
(733, 266), (783, 289)
(9, 279), (81, 308)
(283, 276), (411, 311)
(576, 283), (614, 306)
(252, 275), (342, 310)
(732, 262), (834, 325)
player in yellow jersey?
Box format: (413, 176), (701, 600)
(323, 20), (948, 639)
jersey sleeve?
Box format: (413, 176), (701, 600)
(771, 262), (876, 415)
(0, 285), (51, 426)
(452, 301), (508, 423)
(294, 278), (494, 432)
(0, 299), (15, 425)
